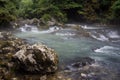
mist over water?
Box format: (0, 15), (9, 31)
(14, 24), (120, 79)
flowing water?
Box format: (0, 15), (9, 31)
(14, 24), (120, 79)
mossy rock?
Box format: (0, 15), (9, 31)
(0, 40), (9, 49)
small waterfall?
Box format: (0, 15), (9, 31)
(91, 34), (109, 41)
(90, 32), (109, 41)
(39, 26), (62, 34)
(85, 26), (120, 42)
(81, 25), (105, 29)
(19, 24), (62, 33)
(19, 24), (39, 32)
(107, 31), (120, 38)
(94, 46), (120, 54)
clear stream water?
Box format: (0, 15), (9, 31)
(14, 24), (120, 79)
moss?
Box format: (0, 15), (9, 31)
(0, 40), (9, 48)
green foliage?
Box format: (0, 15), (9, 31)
(0, 0), (19, 26)
(41, 14), (52, 22)
(112, 0), (120, 19)
(18, 0), (33, 18)
(28, 0), (67, 22)
(0, 0), (120, 26)
(53, 0), (82, 9)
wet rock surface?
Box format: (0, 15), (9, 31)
(11, 18), (63, 29)
(69, 57), (95, 69)
(0, 32), (24, 54)
(0, 31), (58, 80)
(12, 43), (58, 73)
(62, 57), (119, 80)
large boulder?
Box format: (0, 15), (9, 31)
(0, 32), (59, 79)
(12, 43), (58, 73)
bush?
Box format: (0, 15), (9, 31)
(41, 14), (52, 23)
(0, 0), (18, 26)
(112, 0), (120, 19)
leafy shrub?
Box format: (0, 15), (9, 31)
(112, 0), (120, 19)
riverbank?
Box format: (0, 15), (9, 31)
(9, 18), (120, 30)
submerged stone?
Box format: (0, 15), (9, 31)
(71, 57), (95, 68)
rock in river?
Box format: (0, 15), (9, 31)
(12, 43), (58, 73)
(71, 57), (95, 68)
(65, 57), (95, 71)
(0, 31), (59, 79)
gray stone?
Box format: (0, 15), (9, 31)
(12, 43), (58, 73)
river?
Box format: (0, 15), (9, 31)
(14, 24), (120, 80)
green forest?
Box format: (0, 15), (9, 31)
(0, 0), (120, 26)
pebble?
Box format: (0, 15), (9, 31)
(40, 75), (47, 80)
(81, 73), (87, 77)
(11, 78), (18, 80)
